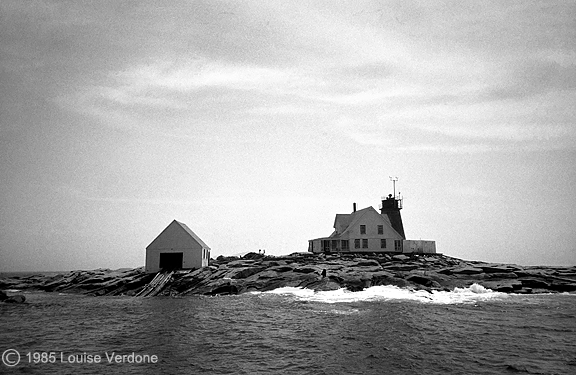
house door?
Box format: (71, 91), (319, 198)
(159, 252), (183, 270)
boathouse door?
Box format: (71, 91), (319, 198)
(159, 252), (183, 270)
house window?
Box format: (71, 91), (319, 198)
(378, 225), (383, 234)
(341, 240), (349, 251)
(394, 240), (403, 252)
(360, 225), (366, 234)
(354, 239), (360, 248)
(381, 239), (387, 248)
(331, 240), (339, 250)
(362, 239), (368, 248)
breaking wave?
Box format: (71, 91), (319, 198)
(259, 283), (506, 304)
(4, 289), (22, 293)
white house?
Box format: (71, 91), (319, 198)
(309, 195), (436, 254)
(308, 206), (405, 253)
(145, 220), (210, 273)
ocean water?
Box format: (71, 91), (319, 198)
(1, 285), (575, 374)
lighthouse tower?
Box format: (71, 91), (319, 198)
(380, 177), (406, 239)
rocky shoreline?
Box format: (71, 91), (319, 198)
(2, 253), (576, 301)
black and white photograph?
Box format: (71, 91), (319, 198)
(1, 1), (575, 374)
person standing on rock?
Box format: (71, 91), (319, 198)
(321, 269), (327, 278)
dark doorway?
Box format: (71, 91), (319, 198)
(159, 252), (183, 270)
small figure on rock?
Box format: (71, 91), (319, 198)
(321, 269), (327, 278)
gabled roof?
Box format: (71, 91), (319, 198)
(336, 206), (403, 239)
(333, 213), (352, 232)
(175, 220), (210, 249)
(333, 207), (370, 234)
(339, 207), (372, 236)
(147, 220), (210, 249)
(334, 214), (353, 228)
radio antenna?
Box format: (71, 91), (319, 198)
(389, 176), (398, 198)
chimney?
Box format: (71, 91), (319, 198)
(353, 203), (357, 212)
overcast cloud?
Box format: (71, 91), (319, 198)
(1, 1), (575, 271)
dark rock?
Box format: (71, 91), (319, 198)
(244, 279), (286, 292)
(486, 272), (518, 279)
(0, 253), (570, 297)
(0, 290), (7, 301)
(355, 259), (381, 267)
(452, 267), (484, 275)
(262, 260), (287, 267)
(406, 274), (438, 288)
(242, 252), (264, 260)
(392, 254), (410, 261)
(437, 268), (454, 275)
(225, 267), (266, 279)
(247, 270), (279, 279)
(97, 273), (154, 296)
(554, 271), (576, 277)
(351, 265), (384, 273)
(496, 285), (516, 293)
(406, 274), (430, 284)
(550, 283), (576, 292)
(452, 272), (487, 280)
(520, 278), (550, 289)
(479, 265), (517, 273)
(4, 294), (26, 303)
(371, 274), (411, 289)
(344, 280), (366, 292)
(306, 279), (342, 291)
(293, 266), (321, 274)
(515, 270), (548, 278)
(226, 260), (257, 268)
(481, 280), (522, 293)
(206, 284), (238, 296)
(382, 264), (419, 271)
(267, 265), (293, 273)
(369, 270), (395, 279)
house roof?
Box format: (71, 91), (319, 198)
(335, 206), (403, 239)
(147, 219), (211, 250)
(333, 213), (352, 231)
(174, 220), (211, 249)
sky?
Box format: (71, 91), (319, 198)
(1, 0), (575, 272)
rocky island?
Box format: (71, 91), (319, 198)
(2, 253), (576, 301)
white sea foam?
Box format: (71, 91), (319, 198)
(263, 283), (507, 304)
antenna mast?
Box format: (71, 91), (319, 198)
(389, 176), (398, 198)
